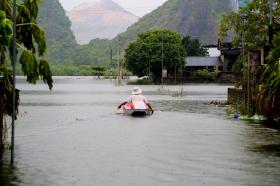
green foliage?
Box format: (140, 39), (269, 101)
(257, 59), (280, 120)
(0, 10), (13, 46)
(269, 33), (280, 63)
(16, 0), (46, 55)
(197, 69), (220, 80)
(219, 0), (280, 48)
(33, 26), (47, 56)
(65, 39), (112, 66)
(49, 64), (114, 76)
(220, 0), (280, 121)
(231, 54), (245, 73)
(103, 68), (132, 78)
(0, 0), (53, 124)
(225, 101), (246, 117)
(182, 36), (208, 56)
(20, 50), (39, 84)
(124, 29), (186, 82)
(39, 60), (53, 89)
(0, 69), (20, 118)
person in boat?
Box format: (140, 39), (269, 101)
(117, 87), (154, 113)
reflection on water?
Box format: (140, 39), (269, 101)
(250, 144), (280, 156)
(1, 77), (280, 186)
(0, 154), (20, 186)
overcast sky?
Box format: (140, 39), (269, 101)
(59, 0), (168, 17)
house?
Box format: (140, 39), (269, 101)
(220, 48), (241, 72)
(184, 56), (222, 77)
(217, 41), (241, 72)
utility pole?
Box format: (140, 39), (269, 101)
(120, 58), (123, 80)
(148, 47), (151, 85)
(11, 0), (17, 164)
(117, 36), (121, 84)
(161, 36), (164, 87)
(110, 48), (113, 79)
(178, 47), (183, 96)
(149, 46), (153, 85)
(174, 65), (177, 84)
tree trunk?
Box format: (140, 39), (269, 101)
(0, 95), (4, 159)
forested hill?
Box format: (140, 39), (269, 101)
(117, 0), (233, 46)
(38, 0), (78, 64)
(37, 0), (111, 66)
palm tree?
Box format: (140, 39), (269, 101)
(0, 0), (53, 158)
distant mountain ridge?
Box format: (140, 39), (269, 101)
(116, 0), (233, 46)
(67, 0), (139, 44)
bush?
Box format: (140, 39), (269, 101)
(197, 69), (220, 80)
(257, 59), (280, 121)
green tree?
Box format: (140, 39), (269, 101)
(124, 29), (186, 82)
(257, 59), (280, 122)
(219, 0), (280, 48)
(219, 0), (280, 120)
(257, 33), (280, 121)
(182, 36), (208, 56)
(0, 0), (53, 158)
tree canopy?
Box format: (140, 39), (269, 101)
(219, 0), (280, 49)
(124, 29), (186, 82)
(182, 36), (208, 56)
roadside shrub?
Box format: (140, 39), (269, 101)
(197, 69), (220, 80)
(257, 59), (280, 121)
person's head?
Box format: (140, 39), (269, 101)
(131, 87), (142, 95)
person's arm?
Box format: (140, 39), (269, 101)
(118, 96), (132, 109)
(143, 96), (154, 113)
(146, 103), (154, 114)
(117, 101), (127, 109)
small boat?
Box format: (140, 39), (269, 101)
(123, 102), (153, 116)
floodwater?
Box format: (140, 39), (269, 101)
(1, 77), (280, 186)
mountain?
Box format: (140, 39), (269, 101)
(67, 0), (139, 44)
(68, 0), (234, 66)
(37, 0), (233, 68)
(38, 0), (78, 64)
(116, 0), (233, 46)
(72, 0), (234, 66)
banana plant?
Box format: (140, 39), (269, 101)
(0, 0), (53, 158)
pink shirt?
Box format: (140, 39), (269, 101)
(126, 95), (149, 109)
(126, 95), (148, 103)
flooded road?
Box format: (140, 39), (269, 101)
(1, 77), (280, 186)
